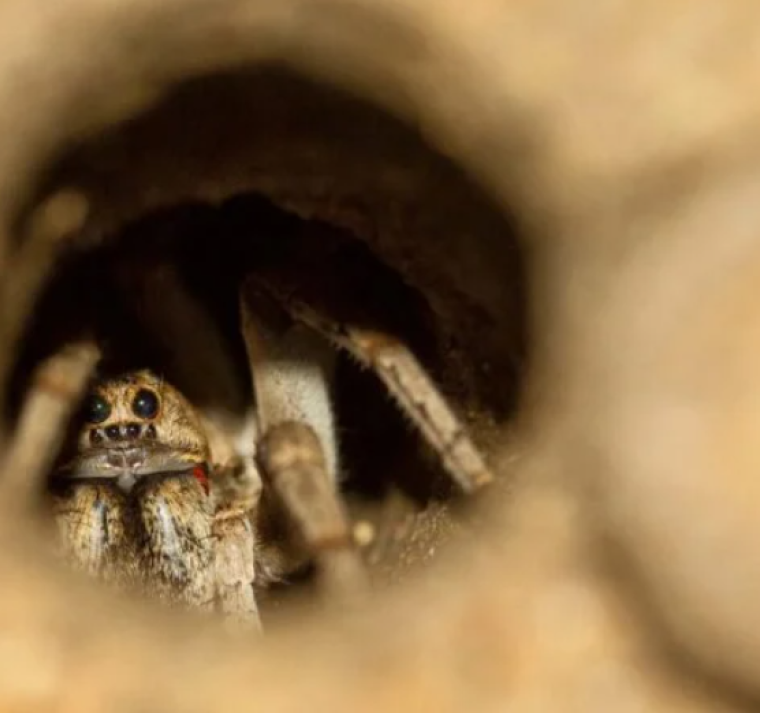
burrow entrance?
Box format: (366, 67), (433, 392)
(16, 67), (528, 618)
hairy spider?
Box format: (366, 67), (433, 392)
(41, 196), (494, 628)
(50, 369), (261, 626)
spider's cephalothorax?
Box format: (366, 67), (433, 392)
(64, 370), (210, 492)
(49, 370), (258, 625)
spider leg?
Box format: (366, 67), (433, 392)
(0, 341), (100, 507)
(211, 506), (261, 630)
(240, 287), (366, 598)
(209, 447), (262, 629)
(248, 275), (493, 495)
(257, 421), (367, 599)
(294, 313), (492, 494)
(0, 190), (88, 442)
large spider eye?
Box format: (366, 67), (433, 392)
(132, 388), (160, 419)
(85, 393), (111, 424)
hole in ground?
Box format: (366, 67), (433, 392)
(16, 68), (528, 622)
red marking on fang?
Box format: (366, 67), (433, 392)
(192, 465), (210, 495)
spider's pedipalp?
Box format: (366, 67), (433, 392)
(203, 409), (261, 514)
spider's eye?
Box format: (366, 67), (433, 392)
(132, 388), (160, 419)
(85, 393), (111, 424)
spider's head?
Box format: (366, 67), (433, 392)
(58, 369), (210, 492)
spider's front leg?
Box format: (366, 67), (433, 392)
(257, 420), (366, 599)
(240, 288), (367, 599)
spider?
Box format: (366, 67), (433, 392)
(41, 195), (494, 628)
(49, 369), (261, 626)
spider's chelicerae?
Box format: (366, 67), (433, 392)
(43, 197), (494, 629)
